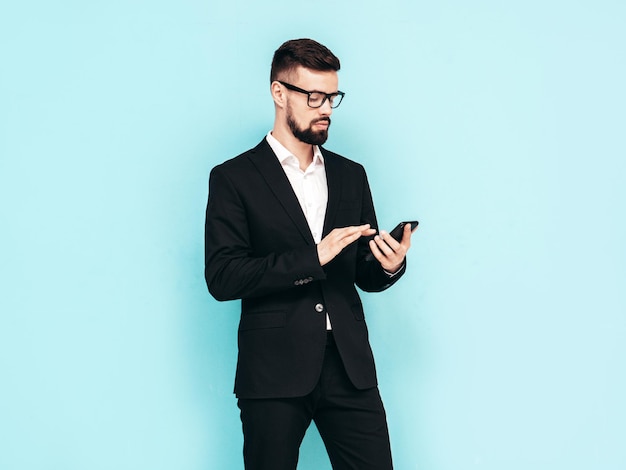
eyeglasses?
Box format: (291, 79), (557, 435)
(277, 81), (345, 109)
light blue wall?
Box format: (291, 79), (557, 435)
(1, 1), (625, 469)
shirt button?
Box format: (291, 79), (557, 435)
(315, 303), (324, 313)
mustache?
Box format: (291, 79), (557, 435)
(312, 117), (331, 125)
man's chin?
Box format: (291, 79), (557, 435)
(299, 130), (328, 146)
(313, 131), (328, 145)
(289, 118), (330, 145)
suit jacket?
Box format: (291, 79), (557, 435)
(204, 138), (405, 399)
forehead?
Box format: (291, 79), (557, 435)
(292, 66), (339, 93)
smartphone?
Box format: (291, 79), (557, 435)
(389, 221), (419, 241)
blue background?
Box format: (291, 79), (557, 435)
(1, 1), (625, 469)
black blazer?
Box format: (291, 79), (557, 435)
(205, 139), (405, 399)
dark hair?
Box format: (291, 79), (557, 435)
(270, 38), (340, 83)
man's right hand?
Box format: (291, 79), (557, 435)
(317, 224), (376, 266)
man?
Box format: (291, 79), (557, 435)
(205, 38), (416, 470)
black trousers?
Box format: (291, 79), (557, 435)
(237, 333), (393, 470)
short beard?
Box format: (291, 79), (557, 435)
(286, 104), (331, 146)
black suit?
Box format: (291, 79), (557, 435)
(204, 138), (404, 468)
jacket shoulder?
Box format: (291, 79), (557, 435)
(320, 147), (366, 174)
(212, 139), (269, 174)
(321, 147), (366, 178)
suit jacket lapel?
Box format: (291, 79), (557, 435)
(321, 148), (342, 237)
(248, 139), (315, 244)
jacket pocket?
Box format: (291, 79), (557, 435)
(239, 311), (286, 331)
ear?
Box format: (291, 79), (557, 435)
(271, 81), (286, 108)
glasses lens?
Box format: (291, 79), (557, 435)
(306, 92), (344, 108)
(307, 92), (325, 108)
(330, 93), (343, 108)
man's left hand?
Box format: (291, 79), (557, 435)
(368, 223), (416, 274)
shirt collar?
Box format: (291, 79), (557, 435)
(266, 131), (324, 167)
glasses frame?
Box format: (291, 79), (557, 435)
(277, 81), (345, 109)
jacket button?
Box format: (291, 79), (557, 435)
(314, 303), (324, 313)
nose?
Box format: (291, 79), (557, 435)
(319, 97), (333, 115)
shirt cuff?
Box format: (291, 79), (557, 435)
(383, 260), (405, 277)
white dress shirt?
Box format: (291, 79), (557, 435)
(266, 131), (332, 328)
(266, 132), (328, 244)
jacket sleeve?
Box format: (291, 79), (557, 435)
(353, 170), (406, 292)
(204, 165), (327, 301)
